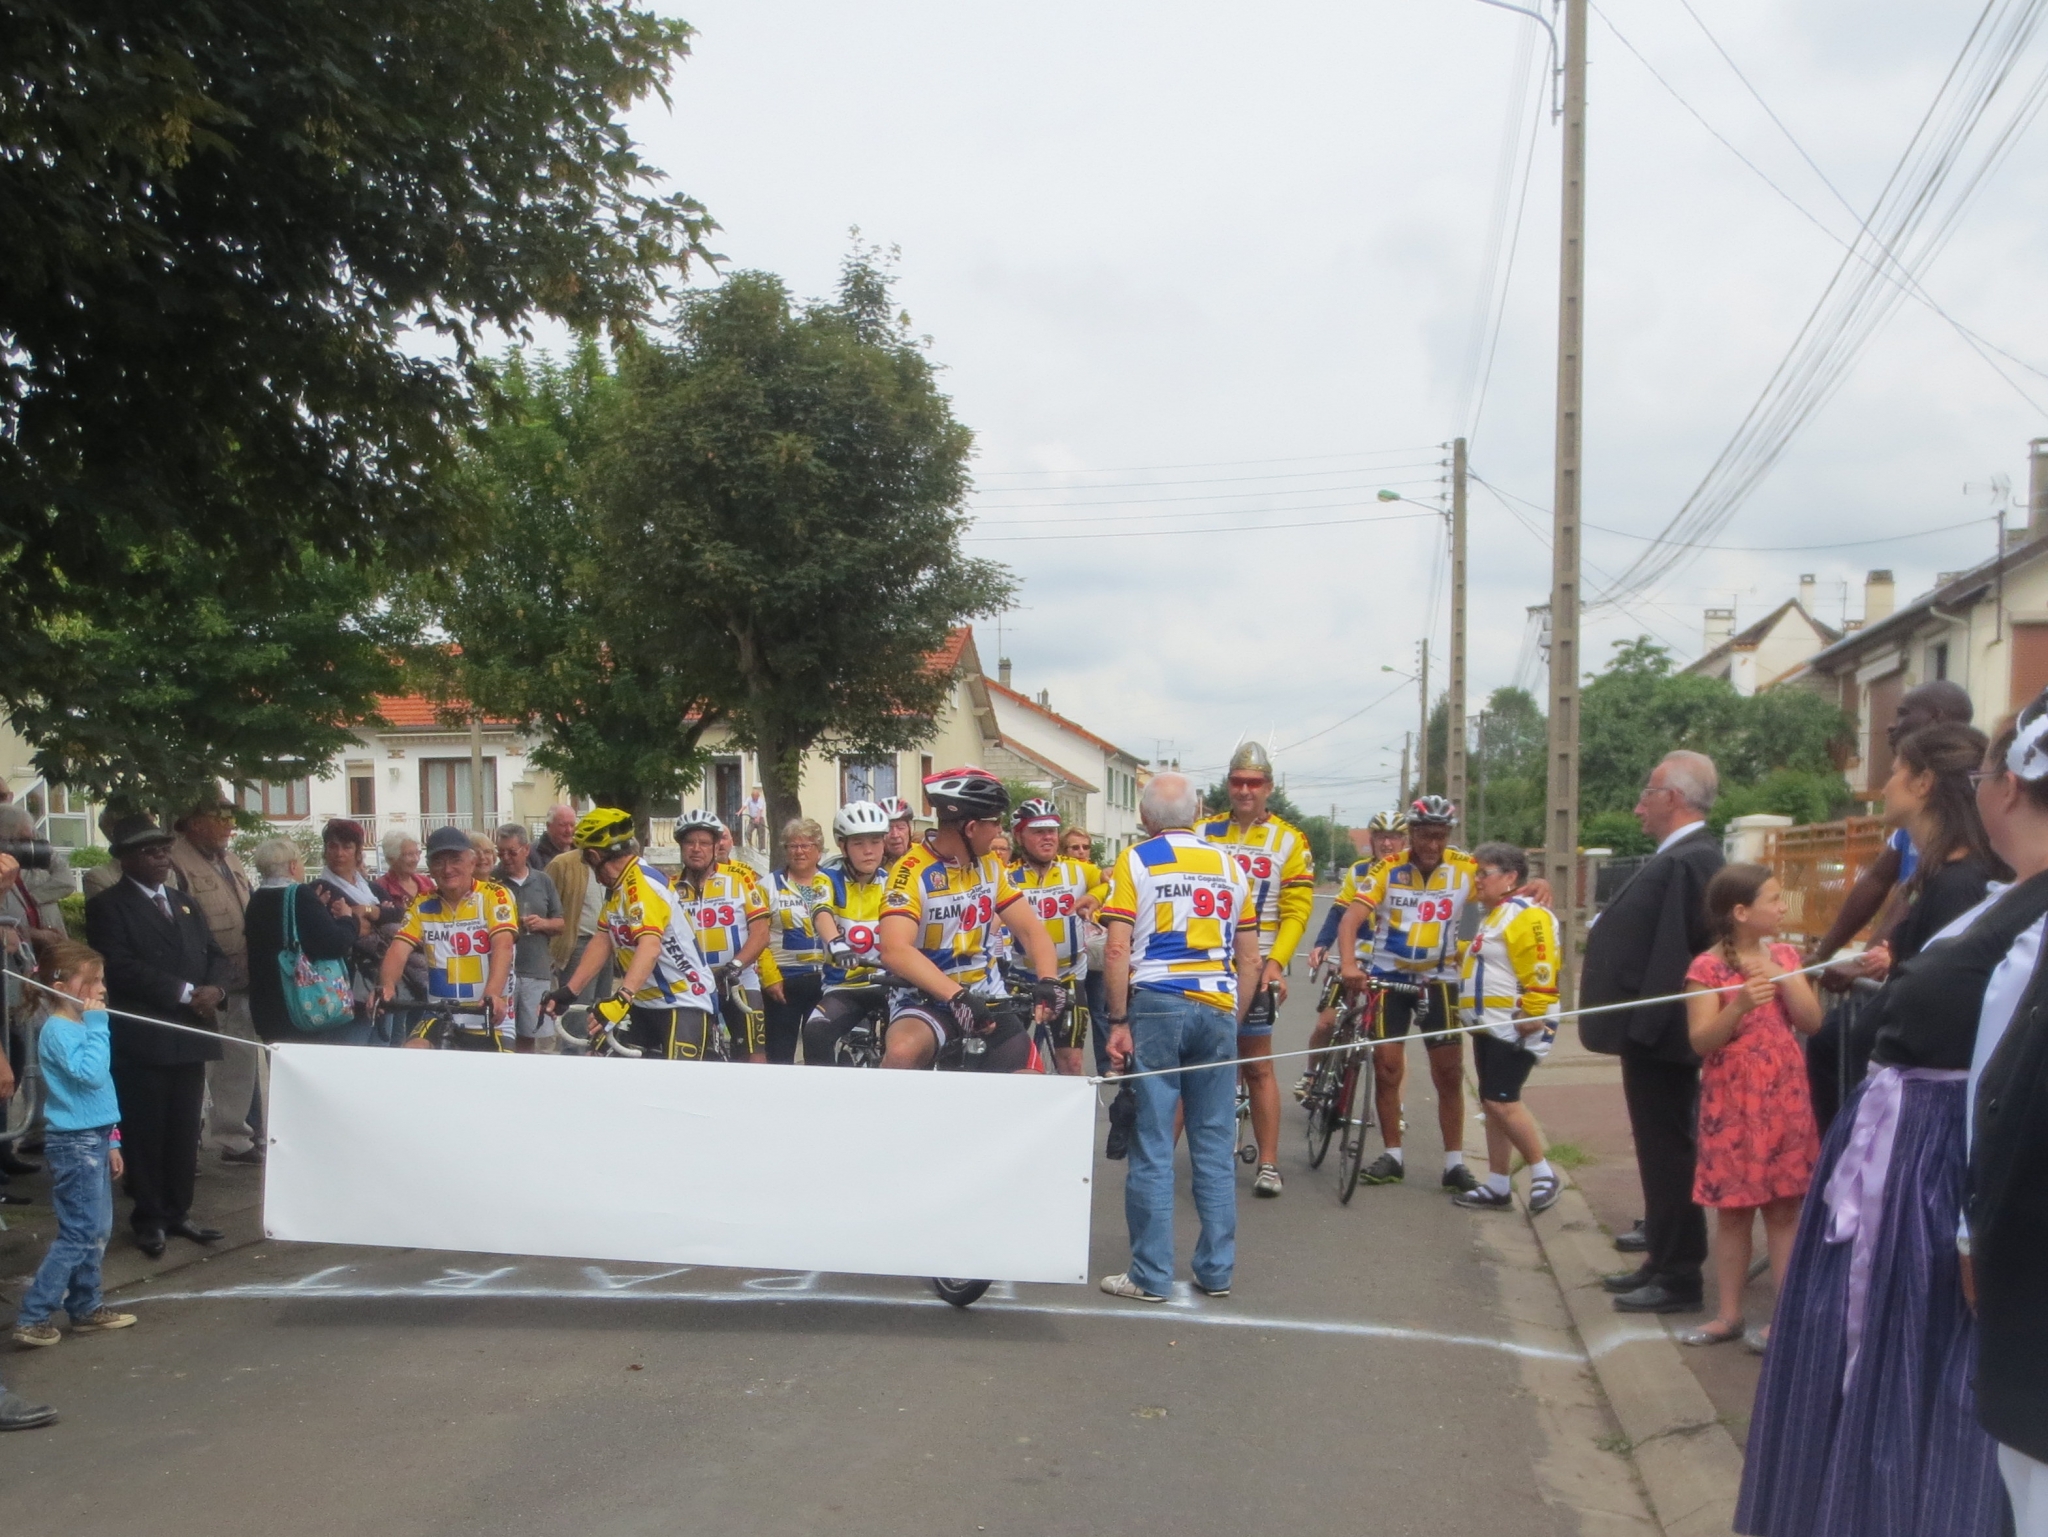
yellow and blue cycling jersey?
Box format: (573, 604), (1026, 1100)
(597, 857), (717, 1013)
(395, 881), (518, 1006)
(1196, 813), (1315, 965)
(766, 869), (828, 976)
(880, 841), (1020, 991)
(671, 865), (769, 971)
(1333, 856), (1394, 961)
(1349, 847), (1479, 982)
(1460, 895), (1561, 1058)
(809, 866), (891, 988)
(1004, 857), (1106, 983)
(1100, 832), (1253, 1012)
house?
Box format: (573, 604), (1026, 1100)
(1684, 582), (1840, 696)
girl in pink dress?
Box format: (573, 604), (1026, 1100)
(1681, 864), (1823, 1347)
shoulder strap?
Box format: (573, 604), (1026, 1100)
(281, 883), (300, 949)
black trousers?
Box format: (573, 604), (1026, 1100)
(1620, 1049), (1707, 1286)
(764, 972), (822, 1065)
(112, 1060), (207, 1232)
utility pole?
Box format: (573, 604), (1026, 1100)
(1417, 640), (1430, 800)
(468, 713), (487, 834)
(1448, 437), (1469, 824)
(1399, 732), (1411, 805)
(1546, 0), (1588, 1006)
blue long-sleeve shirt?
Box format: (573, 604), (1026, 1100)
(1313, 900), (1345, 954)
(39, 1011), (121, 1131)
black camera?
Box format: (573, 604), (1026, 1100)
(0, 839), (55, 871)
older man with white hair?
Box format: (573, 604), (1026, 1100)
(1097, 773), (1262, 1304)
(1580, 749), (1724, 1315)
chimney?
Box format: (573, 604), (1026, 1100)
(998, 657), (1013, 689)
(1864, 569), (1896, 624)
(1036, 688), (1051, 709)
(1702, 607), (1735, 652)
(2031, 438), (2048, 538)
(1798, 573), (1816, 612)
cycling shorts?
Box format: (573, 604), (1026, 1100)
(1374, 980), (1458, 1047)
(888, 989), (1038, 1073)
(801, 989), (887, 1066)
(716, 987), (765, 1056)
(1049, 1000), (1090, 1052)
(444, 1022), (511, 1053)
(1472, 1030), (1538, 1102)
(409, 1006), (512, 1052)
(617, 1004), (721, 1062)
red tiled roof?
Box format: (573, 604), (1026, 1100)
(927, 625), (973, 678)
(374, 695), (521, 731)
(984, 678), (1138, 763)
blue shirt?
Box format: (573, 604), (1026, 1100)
(1889, 826), (1920, 885)
(39, 1009), (121, 1131)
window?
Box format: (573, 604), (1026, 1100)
(841, 758), (897, 805)
(240, 779), (311, 820)
(346, 764), (376, 817)
(418, 758), (498, 820)
(919, 756), (934, 813)
(1929, 641), (1949, 683)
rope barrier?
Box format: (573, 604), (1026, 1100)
(12, 971), (273, 1052)
(1085, 958), (1848, 1085)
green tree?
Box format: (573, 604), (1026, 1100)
(1466, 685), (1548, 848)
(608, 255), (1012, 857)
(423, 345), (726, 820)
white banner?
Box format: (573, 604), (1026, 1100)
(264, 1045), (1097, 1284)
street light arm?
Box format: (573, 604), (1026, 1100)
(1471, 0), (1563, 121)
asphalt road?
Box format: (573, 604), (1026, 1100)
(1, 920), (1652, 1537)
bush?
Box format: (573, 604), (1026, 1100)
(58, 893), (86, 935)
(1581, 810), (1652, 856)
(68, 844), (110, 869)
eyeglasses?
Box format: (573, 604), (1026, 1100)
(1639, 784), (1680, 798)
(1227, 776), (1269, 790)
(1967, 769), (1999, 788)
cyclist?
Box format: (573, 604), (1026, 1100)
(1005, 798), (1106, 1074)
(1297, 809), (1409, 1101)
(542, 808), (721, 1059)
(1197, 740), (1314, 1197)
(1061, 825), (1115, 1072)
(669, 809), (771, 1062)
(875, 768), (1061, 1072)
(372, 825), (518, 1049)
(761, 818), (829, 1064)
(1336, 795), (1481, 1193)
(800, 801), (895, 1066)
(878, 795), (917, 869)
(1454, 842), (1563, 1213)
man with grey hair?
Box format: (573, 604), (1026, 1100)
(531, 805), (578, 867)
(1580, 750), (1724, 1314)
(492, 823), (564, 1054)
(1097, 772), (1262, 1303)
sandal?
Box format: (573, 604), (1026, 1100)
(1677, 1318), (1746, 1346)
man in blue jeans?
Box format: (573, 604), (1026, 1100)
(1098, 773), (1262, 1303)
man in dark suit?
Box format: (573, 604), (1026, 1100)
(84, 814), (231, 1258)
(1578, 751), (1723, 1314)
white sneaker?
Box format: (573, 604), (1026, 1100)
(1099, 1272), (1166, 1303)
(1253, 1163), (1283, 1197)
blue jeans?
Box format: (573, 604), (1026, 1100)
(1125, 990), (1238, 1296)
(1085, 971), (1111, 1077)
(18, 1127), (115, 1326)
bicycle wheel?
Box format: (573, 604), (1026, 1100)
(1335, 1056), (1370, 1204)
(931, 1277), (991, 1308)
(1303, 1053), (1340, 1168)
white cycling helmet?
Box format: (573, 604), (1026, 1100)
(674, 808), (725, 840)
(833, 801), (891, 841)
(876, 795), (914, 823)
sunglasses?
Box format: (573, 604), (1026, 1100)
(1227, 776), (1269, 790)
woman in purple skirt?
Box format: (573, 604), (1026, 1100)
(1737, 707), (2048, 1537)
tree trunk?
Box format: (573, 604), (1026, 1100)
(755, 720), (805, 869)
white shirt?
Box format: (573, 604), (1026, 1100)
(1656, 819), (1707, 855)
(1970, 911), (2044, 1159)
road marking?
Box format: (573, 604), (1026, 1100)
(132, 1266), (1583, 1363)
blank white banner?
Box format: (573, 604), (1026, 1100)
(264, 1045), (1097, 1284)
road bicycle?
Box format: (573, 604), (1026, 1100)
(1325, 976), (1424, 1204)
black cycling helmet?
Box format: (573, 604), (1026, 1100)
(923, 766), (1009, 822)
(1408, 794), (1457, 827)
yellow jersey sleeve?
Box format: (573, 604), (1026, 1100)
(1100, 852), (1139, 924)
(1271, 834), (1315, 966)
(1355, 858), (1392, 910)
(756, 947), (782, 988)
(1503, 903), (1560, 1015)
(395, 895), (428, 951)
(479, 881), (519, 939)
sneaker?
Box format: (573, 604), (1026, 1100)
(1452, 1186), (1515, 1210)
(71, 1308), (136, 1334)
(1528, 1173), (1562, 1213)
(1253, 1164), (1283, 1197)
(11, 1322), (61, 1349)
(1192, 1279), (1231, 1298)
(1361, 1152), (1405, 1185)
(1099, 1272), (1167, 1304)
(1442, 1163), (1479, 1195)
(221, 1145), (265, 1166)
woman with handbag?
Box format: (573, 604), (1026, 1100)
(245, 839), (368, 1047)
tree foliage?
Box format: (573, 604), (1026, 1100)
(1464, 685), (1549, 848)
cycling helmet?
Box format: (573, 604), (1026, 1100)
(1408, 795), (1457, 827)
(833, 800), (891, 841)
(1228, 740), (1274, 778)
(1366, 808), (1410, 833)
(876, 795), (915, 823)
(674, 808), (725, 840)
(572, 807), (637, 853)
(1013, 797), (1061, 829)
(923, 766), (1009, 822)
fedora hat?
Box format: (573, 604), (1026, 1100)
(107, 814), (175, 855)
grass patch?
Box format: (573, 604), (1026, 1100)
(1543, 1140), (1592, 1170)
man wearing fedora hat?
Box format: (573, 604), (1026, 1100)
(84, 814), (232, 1258)
(167, 795), (260, 1164)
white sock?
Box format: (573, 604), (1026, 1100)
(1383, 1146), (1404, 1168)
(1444, 1150), (1466, 1173)
(1530, 1159), (1555, 1183)
(1486, 1172), (1512, 1197)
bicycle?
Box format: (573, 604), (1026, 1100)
(928, 992), (1039, 1309)
(1230, 983), (1277, 1170)
(821, 984), (890, 1069)
(1302, 984), (1371, 1171)
(1331, 977), (1422, 1204)
(376, 999), (513, 1052)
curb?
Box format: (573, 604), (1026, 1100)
(1527, 1184), (1745, 1537)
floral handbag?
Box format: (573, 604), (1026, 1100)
(278, 885), (355, 1033)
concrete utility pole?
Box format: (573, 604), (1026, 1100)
(1399, 732), (1412, 806)
(469, 714), (487, 834)
(1546, 0), (1587, 1004)
(1417, 640), (1431, 800)
(1448, 438), (1469, 823)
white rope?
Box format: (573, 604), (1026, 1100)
(13, 972), (273, 1053)
(1087, 959), (1846, 1085)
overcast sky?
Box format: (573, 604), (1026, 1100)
(609, 0), (2048, 818)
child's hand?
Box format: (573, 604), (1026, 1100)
(1738, 960), (1777, 1010)
(110, 1148), (124, 1179)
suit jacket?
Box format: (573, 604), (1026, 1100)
(1578, 826), (1723, 1062)
(84, 879), (229, 1067)
(1968, 965), (2048, 1461)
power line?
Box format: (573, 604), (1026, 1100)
(974, 445), (1441, 478)
(1468, 26), (1552, 446)
(969, 471), (1444, 511)
(963, 509), (1440, 544)
(1274, 678), (1417, 755)
(969, 459), (1447, 495)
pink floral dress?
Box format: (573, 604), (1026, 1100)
(1685, 944), (1820, 1208)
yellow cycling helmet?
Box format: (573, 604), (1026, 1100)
(572, 807), (637, 853)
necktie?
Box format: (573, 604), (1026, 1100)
(155, 891), (173, 923)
